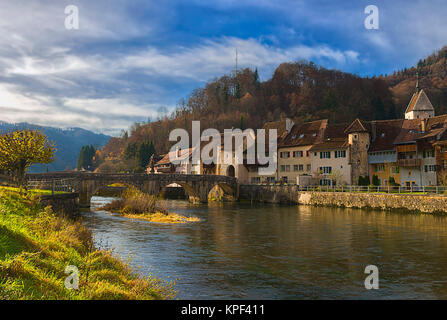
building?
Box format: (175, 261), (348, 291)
(367, 119), (403, 186)
(404, 78), (435, 120)
(277, 119), (326, 184)
(309, 123), (351, 186)
(153, 148), (193, 174)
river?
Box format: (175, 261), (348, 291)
(81, 196), (447, 299)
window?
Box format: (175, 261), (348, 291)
(423, 150), (435, 158)
(319, 166), (332, 174)
(391, 166), (400, 174)
(335, 150), (346, 158)
(306, 164), (311, 172)
(280, 151), (290, 158)
(293, 165), (299, 172)
(299, 164), (304, 171)
(375, 164), (385, 172)
(320, 151), (331, 159)
(280, 165), (286, 172)
(354, 134), (358, 140)
(251, 177), (261, 184)
(320, 179), (331, 186)
(425, 165), (436, 172)
(285, 165), (291, 172)
(282, 176), (288, 183)
(293, 151), (304, 158)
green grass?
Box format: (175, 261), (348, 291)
(0, 187), (177, 300)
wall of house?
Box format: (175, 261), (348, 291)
(311, 148), (351, 185)
(369, 162), (401, 186)
(277, 145), (313, 184)
(421, 151), (437, 186)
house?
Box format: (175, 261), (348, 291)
(277, 119), (326, 184)
(367, 119), (403, 186)
(309, 123), (351, 186)
(153, 148), (193, 174)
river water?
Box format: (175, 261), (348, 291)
(81, 196), (447, 299)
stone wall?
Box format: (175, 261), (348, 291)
(239, 184), (300, 203)
(239, 184), (447, 214)
(39, 193), (80, 217)
(297, 191), (447, 214)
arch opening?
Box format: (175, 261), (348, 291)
(157, 182), (200, 203)
(226, 165), (235, 177)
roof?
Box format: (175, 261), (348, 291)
(405, 89), (434, 113)
(309, 138), (348, 151)
(344, 118), (369, 134)
(279, 119), (327, 148)
(368, 119), (404, 152)
(156, 148), (193, 166)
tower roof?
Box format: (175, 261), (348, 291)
(405, 89), (434, 114)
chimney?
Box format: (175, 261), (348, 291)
(371, 121), (377, 141)
(286, 118), (294, 134)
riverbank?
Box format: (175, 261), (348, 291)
(240, 185), (447, 214)
(0, 187), (177, 299)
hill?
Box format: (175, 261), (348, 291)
(0, 121), (111, 173)
(98, 47), (447, 172)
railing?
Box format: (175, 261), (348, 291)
(397, 159), (421, 167)
(26, 178), (78, 195)
(246, 183), (447, 195)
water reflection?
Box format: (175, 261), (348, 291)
(82, 197), (447, 299)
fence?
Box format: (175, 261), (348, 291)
(248, 183), (447, 195)
(26, 178), (78, 195)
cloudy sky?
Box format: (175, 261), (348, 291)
(0, 0), (446, 135)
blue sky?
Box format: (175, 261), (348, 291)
(0, 0), (446, 135)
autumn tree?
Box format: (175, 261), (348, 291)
(0, 130), (56, 189)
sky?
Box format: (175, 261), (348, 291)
(0, 0), (447, 136)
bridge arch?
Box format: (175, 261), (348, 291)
(156, 181), (200, 203)
(208, 182), (237, 202)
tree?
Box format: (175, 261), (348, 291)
(77, 145), (96, 171)
(372, 174), (380, 186)
(0, 130), (56, 189)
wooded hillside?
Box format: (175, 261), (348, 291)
(98, 46), (447, 172)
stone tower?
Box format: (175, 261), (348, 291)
(345, 119), (370, 185)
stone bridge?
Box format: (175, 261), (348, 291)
(27, 172), (238, 207)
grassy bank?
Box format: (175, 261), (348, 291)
(0, 187), (177, 299)
(99, 187), (200, 224)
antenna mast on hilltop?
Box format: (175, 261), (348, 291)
(235, 48), (238, 75)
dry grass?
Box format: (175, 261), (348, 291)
(99, 187), (200, 224)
